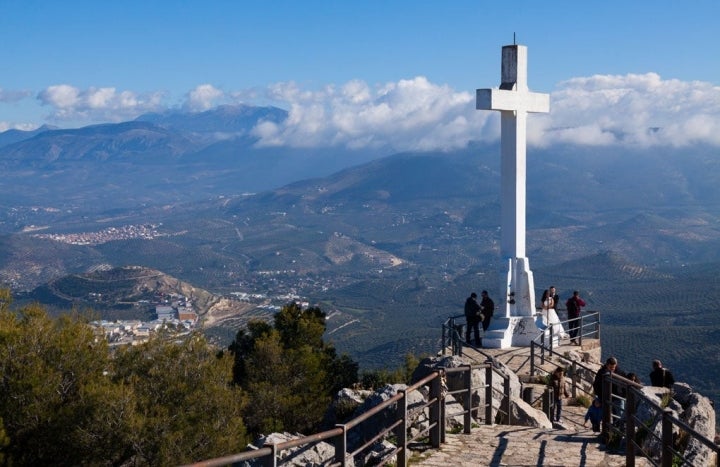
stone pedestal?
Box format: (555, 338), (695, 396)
(483, 316), (547, 348)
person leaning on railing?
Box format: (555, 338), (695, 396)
(592, 356), (627, 418)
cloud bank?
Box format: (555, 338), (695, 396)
(37, 85), (165, 123)
(251, 73), (720, 150)
(4, 74), (719, 149)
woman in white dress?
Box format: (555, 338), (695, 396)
(541, 286), (568, 339)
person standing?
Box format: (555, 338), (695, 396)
(593, 356), (626, 426)
(464, 292), (482, 346)
(565, 290), (586, 345)
(550, 367), (570, 423)
(649, 360), (675, 388)
(479, 290), (494, 332)
(593, 356), (621, 401)
(541, 286), (567, 338)
(584, 398), (603, 432)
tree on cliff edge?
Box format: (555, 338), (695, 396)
(229, 302), (358, 436)
(0, 289), (247, 465)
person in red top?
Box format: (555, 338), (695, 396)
(565, 290), (586, 345)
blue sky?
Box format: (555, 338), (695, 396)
(1, 0), (719, 150)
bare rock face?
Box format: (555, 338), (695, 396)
(632, 384), (716, 465)
(323, 387), (373, 427)
(346, 383), (425, 464)
(670, 383), (716, 466)
(495, 397), (553, 428)
(248, 432), (355, 467)
(431, 354), (551, 429)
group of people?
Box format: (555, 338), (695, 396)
(540, 286), (586, 345)
(463, 290), (494, 347)
(574, 356), (675, 431)
(463, 287), (678, 434)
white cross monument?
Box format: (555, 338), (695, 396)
(476, 44), (550, 348)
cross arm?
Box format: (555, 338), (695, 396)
(476, 88), (549, 114)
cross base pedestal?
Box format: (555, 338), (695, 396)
(482, 316), (546, 349)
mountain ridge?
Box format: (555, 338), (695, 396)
(2, 106), (720, 412)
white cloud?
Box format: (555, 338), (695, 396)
(25, 73), (720, 149)
(254, 77), (490, 151)
(540, 73), (720, 147)
(249, 72), (720, 150)
(0, 122), (38, 132)
(184, 84), (224, 112)
(37, 85), (165, 123)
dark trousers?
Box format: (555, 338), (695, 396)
(554, 398), (563, 422)
(568, 315), (580, 339)
(465, 318), (481, 346)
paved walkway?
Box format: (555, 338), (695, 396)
(412, 404), (650, 466)
(411, 341), (653, 466)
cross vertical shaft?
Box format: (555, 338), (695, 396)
(476, 44), (549, 346)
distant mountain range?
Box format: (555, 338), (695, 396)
(0, 105), (382, 209)
(2, 104), (720, 411)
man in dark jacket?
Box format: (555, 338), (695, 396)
(593, 357), (627, 401)
(464, 293), (481, 346)
(479, 290), (495, 332)
(649, 359), (675, 388)
(593, 356), (627, 428)
(565, 290), (586, 345)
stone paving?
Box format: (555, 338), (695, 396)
(411, 404), (652, 466)
(410, 341), (654, 466)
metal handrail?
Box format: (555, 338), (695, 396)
(185, 363), (511, 467)
(598, 372), (720, 467)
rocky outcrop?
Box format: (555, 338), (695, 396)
(635, 383), (717, 466)
(495, 396), (553, 428)
(247, 432), (355, 467)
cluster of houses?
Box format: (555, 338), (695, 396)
(91, 298), (199, 346)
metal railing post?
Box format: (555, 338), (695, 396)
(530, 342), (536, 377)
(596, 314), (601, 340)
(540, 332), (546, 365)
(571, 361), (578, 399)
(485, 360), (493, 425)
(265, 443), (278, 467)
(661, 409), (674, 467)
(504, 374), (512, 425)
(429, 372), (441, 448)
(625, 388), (636, 466)
(542, 387), (553, 420)
(578, 314), (584, 346)
(440, 378), (446, 444)
(463, 365), (472, 434)
(334, 424), (347, 467)
(396, 389), (408, 467)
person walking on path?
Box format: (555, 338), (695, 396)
(479, 290), (495, 332)
(649, 359), (675, 388)
(584, 397), (603, 432)
(550, 367), (570, 423)
(565, 290), (586, 345)
(464, 292), (482, 346)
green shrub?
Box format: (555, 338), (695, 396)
(575, 394), (591, 408)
